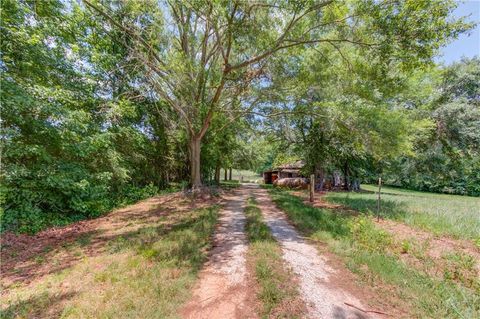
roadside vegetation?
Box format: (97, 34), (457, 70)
(325, 185), (480, 242)
(267, 186), (480, 318)
(244, 197), (305, 318)
(1, 184), (181, 235)
(1, 199), (220, 319)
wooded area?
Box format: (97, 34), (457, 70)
(2, 1), (480, 318)
(1, 0), (478, 235)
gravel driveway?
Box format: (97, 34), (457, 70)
(181, 185), (257, 319)
(253, 186), (377, 319)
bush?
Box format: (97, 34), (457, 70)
(116, 183), (160, 206)
(0, 183), (162, 234)
(348, 216), (393, 253)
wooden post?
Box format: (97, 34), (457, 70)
(310, 174), (315, 202)
(377, 176), (382, 221)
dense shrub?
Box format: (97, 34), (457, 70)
(0, 183), (161, 234)
(0, 1), (187, 234)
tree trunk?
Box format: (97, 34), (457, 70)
(189, 136), (202, 188)
(310, 174), (315, 202)
(215, 165), (220, 184)
(317, 168), (325, 191)
(229, 167), (232, 180)
(224, 168), (228, 181)
(344, 162), (350, 191)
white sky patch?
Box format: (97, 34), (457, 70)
(44, 36), (57, 49)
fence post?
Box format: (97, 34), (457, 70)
(310, 174), (315, 202)
(377, 176), (382, 221)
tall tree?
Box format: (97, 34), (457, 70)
(385, 58), (480, 195)
(83, 0), (468, 188)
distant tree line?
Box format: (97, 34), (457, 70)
(382, 59), (480, 196)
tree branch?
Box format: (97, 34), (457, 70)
(229, 0), (335, 71)
(83, 0), (167, 70)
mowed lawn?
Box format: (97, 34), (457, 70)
(324, 185), (480, 242)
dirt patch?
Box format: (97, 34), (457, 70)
(255, 187), (403, 318)
(180, 185), (257, 319)
(377, 219), (480, 259)
(1, 191), (221, 290)
(376, 219), (480, 284)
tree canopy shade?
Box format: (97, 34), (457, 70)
(253, 56), (480, 195)
(0, 0), (475, 233)
(82, 0), (470, 188)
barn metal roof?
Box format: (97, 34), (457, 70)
(281, 169), (301, 173)
(276, 160), (305, 169)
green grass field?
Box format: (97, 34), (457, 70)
(324, 185), (480, 241)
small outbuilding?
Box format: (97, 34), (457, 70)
(263, 160), (305, 184)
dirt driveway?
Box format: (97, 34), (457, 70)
(181, 184), (258, 319)
(181, 184), (386, 318)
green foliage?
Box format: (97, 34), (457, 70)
(349, 217), (392, 253)
(0, 0), (476, 234)
(0, 183), (162, 234)
(0, 0), (184, 233)
(252, 3), (473, 191)
(383, 58), (480, 196)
